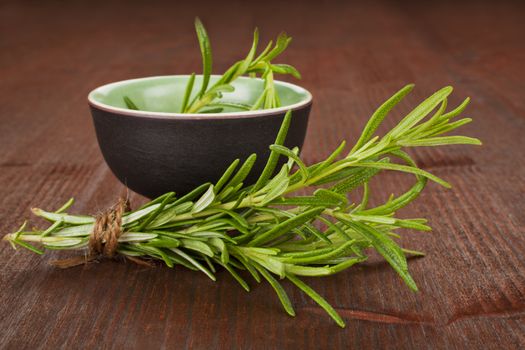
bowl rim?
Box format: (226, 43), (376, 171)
(88, 75), (312, 120)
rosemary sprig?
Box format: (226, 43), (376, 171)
(5, 85), (481, 327)
(125, 18), (300, 113)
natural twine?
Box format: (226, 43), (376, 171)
(51, 198), (151, 268)
(88, 198), (127, 258)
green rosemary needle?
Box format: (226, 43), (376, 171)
(124, 18), (300, 114)
(4, 84), (481, 327)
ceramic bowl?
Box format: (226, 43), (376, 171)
(88, 75), (312, 198)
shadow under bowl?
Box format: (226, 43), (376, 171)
(88, 75), (312, 198)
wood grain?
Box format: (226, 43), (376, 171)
(0, 0), (524, 349)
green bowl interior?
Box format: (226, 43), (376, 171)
(89, 75), (310, 113)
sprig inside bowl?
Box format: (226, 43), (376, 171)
(124, 18), (301, 114)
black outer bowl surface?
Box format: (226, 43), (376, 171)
(89, 104), (311, 198)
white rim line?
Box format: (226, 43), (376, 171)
(87, 75), (313, 120)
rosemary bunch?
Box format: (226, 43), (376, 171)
(125, 18), (300, 113)
(5, 84), (480, 327)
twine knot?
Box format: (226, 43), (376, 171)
(88, 198), (128, 257)
(51, 198), (132, 268)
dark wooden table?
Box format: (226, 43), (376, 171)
(1, 0), (524, 348)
